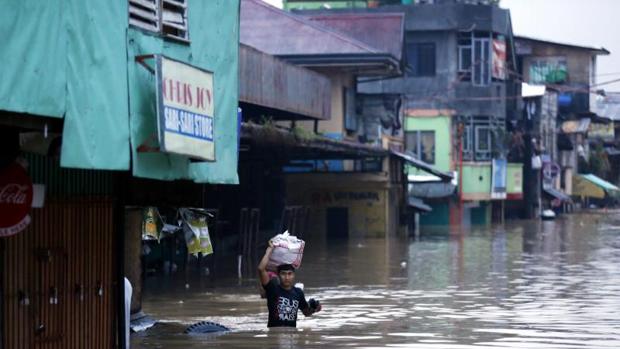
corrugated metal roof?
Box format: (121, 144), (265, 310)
(239, 44), (331, 120)
(301, 13), (405, 61)
(241, 0), (380, 56)
(391, 150), (453, 181)
(515, 35), (610, 55)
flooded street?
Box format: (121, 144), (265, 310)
(132, 213), (620, 348)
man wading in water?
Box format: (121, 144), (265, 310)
(258, 241), (322, 327)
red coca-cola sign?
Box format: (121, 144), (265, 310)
(0, 162), (33, 237)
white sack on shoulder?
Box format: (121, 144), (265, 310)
(267, 231), (305, 271)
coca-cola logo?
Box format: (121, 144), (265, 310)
(0, 184), (30, 204)
(0, 163), (33, 237)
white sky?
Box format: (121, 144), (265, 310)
(260, 0), (620, 91)
(262, 0), (283, 7)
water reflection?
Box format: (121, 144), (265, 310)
(133, 213), (620, 348)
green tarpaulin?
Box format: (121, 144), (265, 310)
(127, 0), (239, 184)
(0, 0), (239, 183)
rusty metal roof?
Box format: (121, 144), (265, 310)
(240, 0), (400, 75)
(301, 13), (405, 61)
(241, 0), (379, 56)
(239, 44), (331, 121)
(240, 122), (388, 159)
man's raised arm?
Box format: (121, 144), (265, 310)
(257, 240), (274, 286)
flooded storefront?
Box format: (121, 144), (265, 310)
(132, 213), (620, 348)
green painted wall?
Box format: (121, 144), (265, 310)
(128, 0), (240, 184)
(0, 0), (240, 184)
(404, 116), (452, 173)
(0, 0), (130, 170)
(470, 203), (490, 225)
(462, 164), (491, 195)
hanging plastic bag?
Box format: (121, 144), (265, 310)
(142, 207), (162, 241)
(267, 231), (305, 271)
(180, 208), (214, 256)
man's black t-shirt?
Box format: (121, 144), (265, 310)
(263, 278), (308, 327)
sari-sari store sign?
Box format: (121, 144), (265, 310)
(156, 56), (215, 161)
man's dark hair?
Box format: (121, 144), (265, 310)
(277, 264), (295, 273)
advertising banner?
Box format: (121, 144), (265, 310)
(491, 158), (507, 199)
(156, 56), (215, 160)
(492, 38), (507, 80)
(0, 162), (33, 237)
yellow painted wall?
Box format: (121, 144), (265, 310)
(286, 173), (394, 238)
(296, 71), (355, 137)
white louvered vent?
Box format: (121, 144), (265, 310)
(129, 0), (159, 32)
(162, 0), (189, 41)
(129, 0), (189, 42)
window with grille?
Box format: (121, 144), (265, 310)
(458, 32), (493, 85)
(460, 116), (497, 161)
(405, 130), (435, 164)
(129, 0), (189, 42)
(472, 37), (490, 86)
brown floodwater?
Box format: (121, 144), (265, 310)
(132, 213), (620, 348)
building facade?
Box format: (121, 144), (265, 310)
(0, 1), (241, 347)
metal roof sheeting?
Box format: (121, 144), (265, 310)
(241, 0), (380, 56)
(239, 44), (331, 120)
(408, 197), (432, 212)
(301, 13), (405, 61)
(391, 150), (453, 181)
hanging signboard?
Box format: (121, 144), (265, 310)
(491, 158), (507, 199)
(0, 162), (34, 237)
(155, 55), (215, 161)
(492, 38), (507, 80)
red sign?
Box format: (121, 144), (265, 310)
(0, 162), (33, 237)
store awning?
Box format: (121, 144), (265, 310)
(581, 174), (619, 191)
(391, 150), (453, 182)
(543, 187), (572, 202)
(408, 197), (432, 212)
(408, 181), (456, 199)
(573, 174), (620, 199)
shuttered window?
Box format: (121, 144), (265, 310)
(129, 0), (159, 32)
(129, 0), (189, 42)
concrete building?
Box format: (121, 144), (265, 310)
(292, 1), (524, 226)
(515, 36), (610, 210)
(241, 0), (451, 237)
